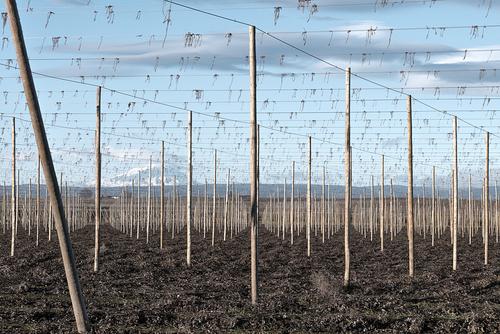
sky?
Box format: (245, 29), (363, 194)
(0, 0), (499, 192)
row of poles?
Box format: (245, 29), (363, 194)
(104, 174), (250, 243)
(261, 167), (499, 249)
(5, 128), (497, 265)
(2, 2), (497, 332)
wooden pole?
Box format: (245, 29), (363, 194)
(94, 86), (101, 272)
(484, 131), (489, 265)
(344, 67), (351, 288)
(186, 110), (192, 266)
(452, 116), (458, 271)
(5, 0), (89, 330)
(407, 95), (414, 278)
(249, 25), (258, 304)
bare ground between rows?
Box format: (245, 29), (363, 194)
(0, 224), (499, 333)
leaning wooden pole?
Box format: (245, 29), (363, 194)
(187, 110), (192, 266)
(5, 0), (89, 331)
(452, 116), (458, 271)
(407, 95), (414, 278)
(484, 131), (489, 265)
(94, 86), (101, 272)
(249, 25), (259, 304)
(344, 67), (351, 288)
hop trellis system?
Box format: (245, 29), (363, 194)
(0, 0), (499, 333)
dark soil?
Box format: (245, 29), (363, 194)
(0, 224), (499, 333)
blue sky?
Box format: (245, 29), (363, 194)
(0, 0), (499, 192)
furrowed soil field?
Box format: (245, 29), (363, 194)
(1, 224), (498, 333)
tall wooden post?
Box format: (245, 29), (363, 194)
(11, 117), (16, 257)
(212, 149), (217, 247)
(407, 95), (414, 277)
(5, 0), (89, 331)
(307, 136), (312, 257)
(160, 141), (165, 249)
(344, 67), (351, 288)
(249, 25), (258, 304)
(484, 132), (489, 265)
(452, 116), (458, 271)
(187, 111), (192, 266)
(94, 86), (101, 272)
(380, 155), (385, 252)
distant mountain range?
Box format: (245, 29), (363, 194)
(1, 183), (495, 200)
(103, 164), (187, 187)
(3, 165), (498, 199)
